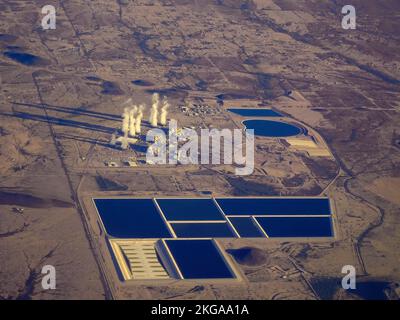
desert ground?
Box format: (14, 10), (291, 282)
(0, 0), (399, 300)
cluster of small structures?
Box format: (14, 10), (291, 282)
(104, 157), (138, 168)
(179, 103), (221, 117)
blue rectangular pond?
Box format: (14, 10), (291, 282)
(165, 239), (236, 279)
(228, 108), (282, 117)
(171, 222), (236, 238)
(156, 198), (225, 221)
(216, 198), (331, 216)
(228, 217), (265, 238)
(94, 198), (172, 238)
(256, 216), (334, 238)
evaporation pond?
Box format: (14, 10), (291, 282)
(256, 216), (333, 238)
(156, 198), (225, 221)
(165, 239), (235, 279)
(94, 198), (172, 238)
(228, 217), (265, 238)
(243, 120), (302, 137)
(216, 198), (331, 216)
(228, 108), (282, 117)
(171, 222), (236, 238)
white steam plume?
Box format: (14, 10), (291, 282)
(149, 93), (159, 127)
(160, 96), (169, 126)
(122, 107), (130, 135)
(136, 104), (144, 134)
(129, 105), (138, 137)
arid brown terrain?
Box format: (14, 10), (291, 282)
(0, 0), (399, 300)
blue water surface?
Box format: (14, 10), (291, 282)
(228, 217), (265, 238)
(165, 239), (235, 279)
(4, 51), (42, 66)
(216, 198), (331, 216)
(94, 199), (172, 238)
(243, 119), (302, 137)
(171, 222), (236, 238)
(256, 216), (333, 238)
(228, 108), (282, 117)
(156, 198), (225, 221)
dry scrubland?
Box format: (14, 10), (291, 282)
(0, 0), (399, 299)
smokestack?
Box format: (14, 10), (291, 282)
(136, 104), (144, 134)
(160, 96), (169, 126)
(110, 132), (117, 146)
(150, 93), (159, 127)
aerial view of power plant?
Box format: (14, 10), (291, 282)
(0, 0), (399, 308)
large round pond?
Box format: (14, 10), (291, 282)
(243, 119), (302, 137)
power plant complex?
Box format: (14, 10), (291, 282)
(110, 93), (170, 150)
